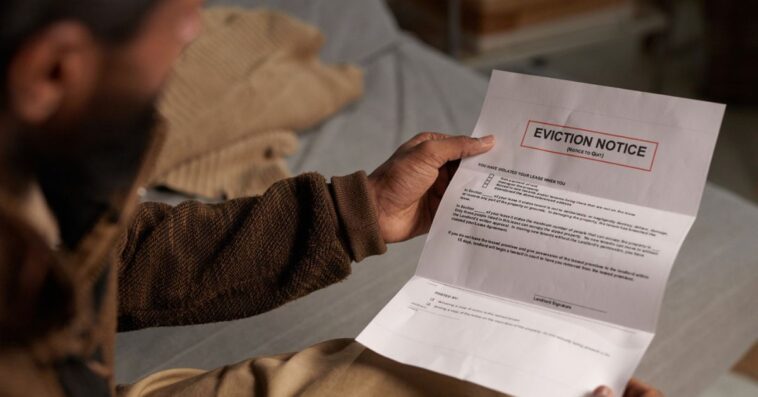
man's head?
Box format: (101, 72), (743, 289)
(1, 0), (202, 127)
(0, 0), (203, 246)
(0, 0), (205, 342)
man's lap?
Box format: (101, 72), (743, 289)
(118, 339), (507, 397)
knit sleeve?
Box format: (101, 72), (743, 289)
(115, 171), (386, 331)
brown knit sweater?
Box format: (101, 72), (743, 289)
(117, 172), (385, 331)
(0, 127), (386, 397)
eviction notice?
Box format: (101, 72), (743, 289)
(357, 71), (725, 397)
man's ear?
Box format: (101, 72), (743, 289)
(6, 22), (101, 125)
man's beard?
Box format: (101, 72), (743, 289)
(28, 94), (159, 248)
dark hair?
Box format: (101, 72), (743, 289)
(0, 0), (156, 101)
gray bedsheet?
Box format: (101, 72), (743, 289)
(117, 1), (758, 396)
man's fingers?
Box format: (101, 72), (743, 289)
(624, 379), (662, 397)
(415, 135), (495, 168)
(401, 132), (453, 150)
(593, 380), (662, 397)
(592, 386), (613, 397)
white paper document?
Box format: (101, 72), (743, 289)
(357, 71), (725, 397)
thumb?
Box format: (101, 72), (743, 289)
(415, 134), (495, 168)
(592, 386), (614, 397)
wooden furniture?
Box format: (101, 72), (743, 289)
(388, 0), (669, 71)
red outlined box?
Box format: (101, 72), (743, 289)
(519, 120), (659, 172)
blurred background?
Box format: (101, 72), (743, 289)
(391, 0), (758, 395)
(388, 0), (758, 205)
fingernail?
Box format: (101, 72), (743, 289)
(592, 386), (613, 397)
(479, 135), (495, 145)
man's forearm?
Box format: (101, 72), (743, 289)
(115, 171), (385, 331)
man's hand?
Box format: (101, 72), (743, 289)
(593, 378), (663, 397)
(367, 132), (495, 243)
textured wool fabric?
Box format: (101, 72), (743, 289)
(153, 7), (364, 199)
(331, 173), (386, 262)
(118, 339), (509, 397)
(117, 171), (385, 331)
(152, 130), (299, 198)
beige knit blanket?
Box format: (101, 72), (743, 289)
(150, 7), (364, 199)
